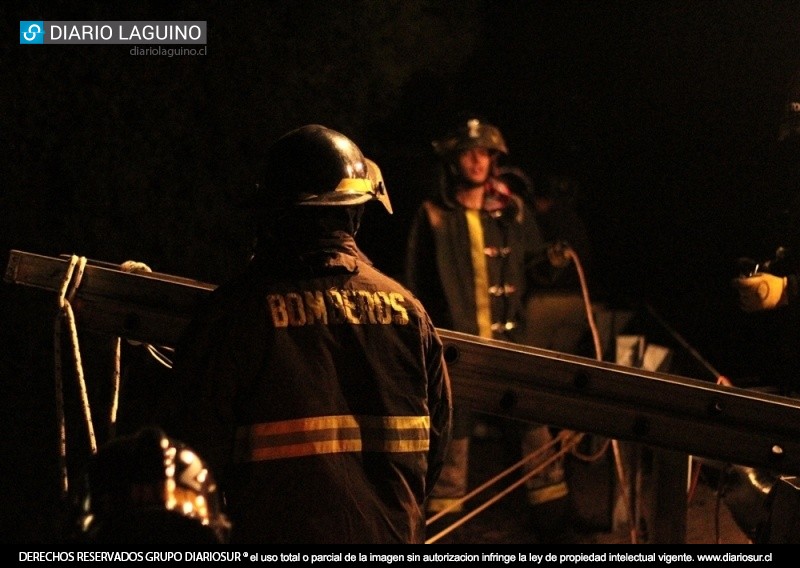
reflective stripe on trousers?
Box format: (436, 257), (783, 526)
(235, 414), (430, 462)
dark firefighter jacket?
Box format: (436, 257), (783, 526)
(404, 191), (550, 342)
(166, 232), (452, 544)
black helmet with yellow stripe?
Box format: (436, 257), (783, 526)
(256, 124), (392, 214)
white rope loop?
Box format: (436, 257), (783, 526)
(53, 254), (94, 496)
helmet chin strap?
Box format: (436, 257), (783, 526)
(347, 205), (365, 235)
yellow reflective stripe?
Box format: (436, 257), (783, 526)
(465, 209), (492, 338)
(250, 439), (364, 461)
(236, 415), (430, 462)
(425, 497), (465, 514)
(334, 177), (374, 194)
(527, 481), (569, 505)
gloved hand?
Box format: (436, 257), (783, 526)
(732, 272), (788, 312)
(120, 260), (153, 345)
(547, 241), (572, 268)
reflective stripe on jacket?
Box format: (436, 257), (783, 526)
(235, 414), (430, 461)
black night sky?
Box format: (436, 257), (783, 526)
(4, 2), (800, 542)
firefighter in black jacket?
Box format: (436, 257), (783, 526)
(404, 118), (572, 541)
(166, 124), (453, 543)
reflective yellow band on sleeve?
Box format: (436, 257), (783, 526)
(235, 414), (430, 462)
(527, 481), (569, 505)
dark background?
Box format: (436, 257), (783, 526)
(4, 1), (800, 542)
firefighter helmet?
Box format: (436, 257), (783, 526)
(256, 124), (392, 214)
(71, 427), (231, 544)
(432, 118), (509, 159)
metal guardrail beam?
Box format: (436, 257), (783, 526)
(6, 248), (800, 475)
(438, 329), (800, 475)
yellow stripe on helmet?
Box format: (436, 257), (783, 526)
(334, 177), (374, 194)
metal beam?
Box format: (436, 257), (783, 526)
(438, 329), (800, 475)
(4, 249), (212, 345)
(7, 248), (800, 475)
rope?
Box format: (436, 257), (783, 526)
(565, 245), (639, 543)
(118, 261), (173, 369)
(426, 429), (569, 525)
(611, 435), (638, 543)
(53, 254), (95, 497)
(565, 247), (603, 361)
(145, 344), (174, 368)
(425, 430), (584, 544)
(107, 261), (173, 440)
(424, 246), (617, 543)
(53, 256), (167, 499)
(109, 337), (122, 441)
